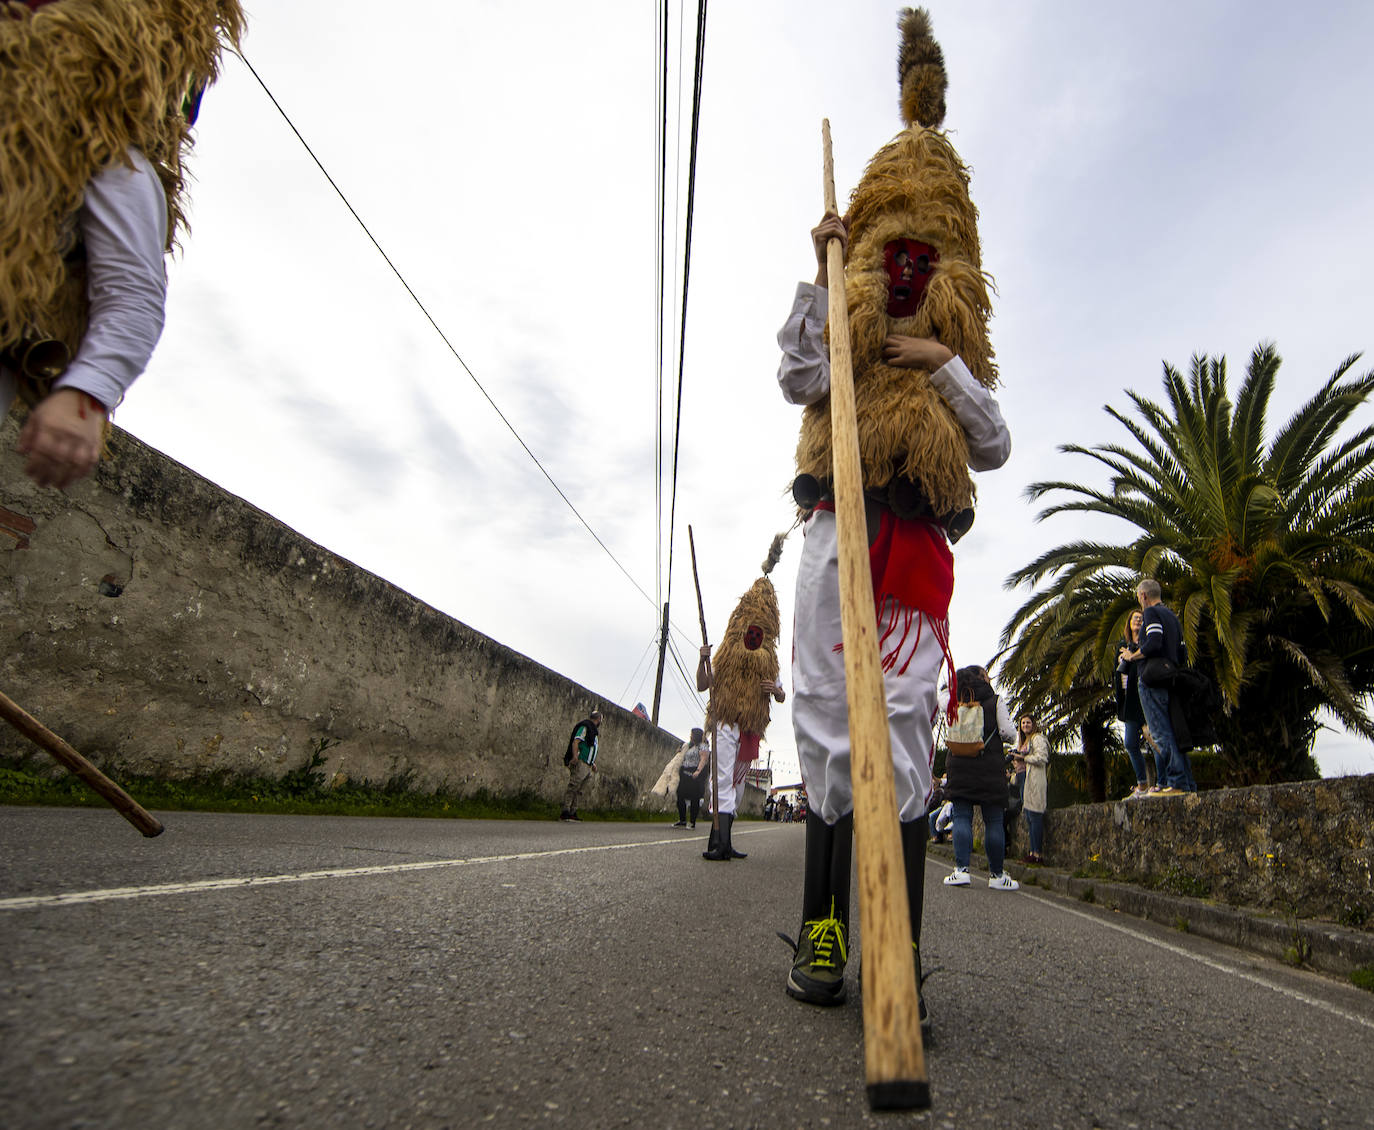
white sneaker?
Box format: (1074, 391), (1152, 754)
(943, 867), (971, 887)
(988, 873), (1020, 891)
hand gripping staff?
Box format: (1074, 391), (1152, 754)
(0, 688), (163, 837)
(687, 525), (719, 831)
(820, 120), (929, 1111)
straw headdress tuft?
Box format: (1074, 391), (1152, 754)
(898, 7), (946, 128)
(760, 532), (786, 577)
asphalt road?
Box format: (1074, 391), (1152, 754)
(1, 807), (1371, 1129)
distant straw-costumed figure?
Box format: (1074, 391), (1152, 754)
(1, 0), (246, 487)
(776, 8), (1011, 1027)
(697, 534), (786, 862)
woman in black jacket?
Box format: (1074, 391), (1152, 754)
(1115, 610), (1153, 798)
(942, 666), (1019, 890)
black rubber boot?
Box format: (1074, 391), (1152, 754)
(729, 812), (747, 859)
(702, 813), (733, 861)
(900, 817), (932, 1042)
(784, 813), (853, 1005)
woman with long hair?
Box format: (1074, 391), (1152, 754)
(672, 728), (710, 828)
(1116, 610), (1153, 798)
(942, 667), (1019, 891)
(1013, 714), (1051, 864)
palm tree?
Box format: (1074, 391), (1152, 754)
(999, 345), (1374, 785)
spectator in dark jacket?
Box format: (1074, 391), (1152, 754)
(1002, 757), (1023, 853)
(942, 666), (1019, 891)
(1136, 578), (1195, 794)
(1115, 609), (1155, 797)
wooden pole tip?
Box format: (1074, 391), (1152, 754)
(867, 1080), (932, 1111)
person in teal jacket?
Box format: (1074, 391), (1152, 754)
(560, 711), (601, 821)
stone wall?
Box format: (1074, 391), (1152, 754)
(1041, 777), (1374, 925)
(2, 415), (705, 811)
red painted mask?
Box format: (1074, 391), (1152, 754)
(744, 625), (763, 651)
(883, 239), (939, 317)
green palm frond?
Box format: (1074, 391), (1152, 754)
(1000, 345), (1374, 783)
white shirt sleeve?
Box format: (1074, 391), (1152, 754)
(777, 280), (1011, 471)
(53, 149), (169, 411)
(776, 282), (831, 406)
(927, 355), (1011, 471)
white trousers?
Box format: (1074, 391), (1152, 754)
(791, 510), (943, 825)
(711, 724), (745, 815)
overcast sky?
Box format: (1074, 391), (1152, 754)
(115, 0), (1374, 783)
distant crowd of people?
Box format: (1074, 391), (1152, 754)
(762, 794), (806, 823)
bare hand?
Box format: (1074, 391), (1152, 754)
(811, 212), (848, 287)
(16, 389), (107, 489)
(882, 335), (954, 371)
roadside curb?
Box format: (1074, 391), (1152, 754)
(928, 843), (1374, 980)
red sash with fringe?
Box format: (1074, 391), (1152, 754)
(817, 502), (957, 714)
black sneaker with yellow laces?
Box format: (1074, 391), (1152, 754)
(780, 900), (848, 1006)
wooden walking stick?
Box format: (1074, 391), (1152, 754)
(0, 689), (164, 837)
(820, 119), (928, 1110)
(687, 526), (719, 832)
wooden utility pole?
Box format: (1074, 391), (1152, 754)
(650, 602), (669, 726)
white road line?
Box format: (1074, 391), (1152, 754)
(0, 831), (737, 911)
(1029, 890), (1374, 1032)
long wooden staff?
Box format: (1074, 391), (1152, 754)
(821, 119), (928, 1110)
(0, 689), (164, 837)
(687, 526), (718, 832)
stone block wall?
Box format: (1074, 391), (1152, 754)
(1042, 777), (1374, 925)
(2, 415), (695, 810)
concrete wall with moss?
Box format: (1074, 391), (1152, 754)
(1, 415), (708, 811)
(1040, 777), (1374, 927)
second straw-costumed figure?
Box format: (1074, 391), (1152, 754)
(778, 7), (1011, 1023)
(698, 537), (786, 862)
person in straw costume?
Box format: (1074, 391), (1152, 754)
(1, 0), (246, 488)
(775, 9), (1011, 1033)
(696, 535), (787, 862)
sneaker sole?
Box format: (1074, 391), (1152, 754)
(786, 971), (847, 1007)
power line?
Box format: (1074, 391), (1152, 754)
(654, 0), (668, 611)
(617, 631), (661, 706)
(235, 52), (661, 614)
(662, 0), (710, 639)
(667, 635), (708, 715)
